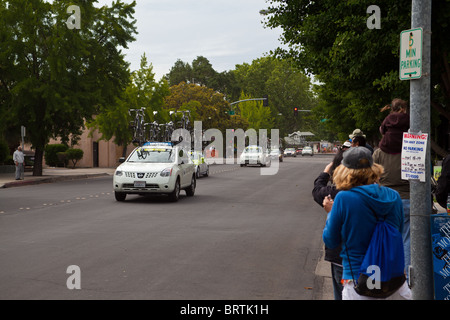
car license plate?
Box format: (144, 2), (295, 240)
(134, 181), (146, 188)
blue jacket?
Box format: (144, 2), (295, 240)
(322, 184), (404, 280)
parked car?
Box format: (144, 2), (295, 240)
(113, 142), (196, 202)
(295, 148), (302, 156)
(269, 148), (283, 162)
(284, 148), (297, 157)
(239, 145), (271, 167)
(302, 146), (314, 156)
(190, 150), (209, 178)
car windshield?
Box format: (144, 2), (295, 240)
(304, 147), (312, 150)
(127, 147), (175, 163)
(270, 149), (279, 154)
(245, 147), (262, 153)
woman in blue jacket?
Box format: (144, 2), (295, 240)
(322, 147), (411, 300)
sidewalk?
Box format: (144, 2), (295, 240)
(0, 167), (116, 188)
(314, 247), (334, 300)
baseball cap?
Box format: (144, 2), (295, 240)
(342, 141), (351, 148)
(342, 147), (373, 169)
(349, 129), (366, 139)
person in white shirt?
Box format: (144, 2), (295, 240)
(13, 146), (25, 180)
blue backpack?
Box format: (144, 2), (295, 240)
(346, 214), (406, 298)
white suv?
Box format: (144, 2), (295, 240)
(239, 145), (271, 167)
(113, 142), (196, 202)
(302, 146), (314, 156)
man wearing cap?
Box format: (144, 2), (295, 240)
(322, 147), (411, 300)
(349, 129), (373, 154)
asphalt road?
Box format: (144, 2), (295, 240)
(0, 155), (333, 300)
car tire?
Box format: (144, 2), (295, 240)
(204, 167), (209, 177)
(196, 168), (200, 179)
(185, 174), (196, 197)
(168, 178), (180, 202)
(115, 192), (126, 202)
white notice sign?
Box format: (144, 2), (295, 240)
(401, 132), (428, 182)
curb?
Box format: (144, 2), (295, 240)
(1, 173), (110, 189)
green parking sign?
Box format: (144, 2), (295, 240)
(400, 28), (423, 80)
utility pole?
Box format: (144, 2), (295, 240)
(409, 0), (434, 300)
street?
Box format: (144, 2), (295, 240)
(0, 155), (332, 300)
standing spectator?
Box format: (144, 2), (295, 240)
(322, 147), (411, 300)
(311, 144), (348, 299)
(436, 154), (450, 209)
(349, 129), (373, 153)
(373, 98), (411, 270)
(13, 146), (25, 180)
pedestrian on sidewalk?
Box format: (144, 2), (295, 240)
(373, 98), (411, 271)
(322, 147), (411, 300)
(312, 144), (349, 300)
(13, 146), (24, 180)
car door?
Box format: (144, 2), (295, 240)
(178, 149), (192, 188)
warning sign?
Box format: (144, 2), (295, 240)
(401, 132), (428, 182)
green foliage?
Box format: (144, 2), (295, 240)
(233, 56), (316, 138)
(87, 54), (170, 150)
(0, 0), (137, 175)
(44, 144), (68, 167)
(238, 92), (274, 131)
(165, 56), (240, 101)
(164, 82), (246, 134)
(264, 0), (450, 148)
(0, 139), (9, 164)
(65, 148), (84, 169)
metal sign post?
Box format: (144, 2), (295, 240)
(408, 0), (434, 300)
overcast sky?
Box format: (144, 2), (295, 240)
(96, 0), (284, 80)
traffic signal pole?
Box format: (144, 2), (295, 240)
(409, 0), (434, 300)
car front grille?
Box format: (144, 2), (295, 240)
(122, 183), (160, 190)
(124, 172), (158, 178)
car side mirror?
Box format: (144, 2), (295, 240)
(119, 157), (125, 163)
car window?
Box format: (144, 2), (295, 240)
(245, 147), (262, 153)
(128, 147), (175, 163)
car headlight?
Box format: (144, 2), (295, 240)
(115, 170), (123, 176)
(160, 167), (173, 177)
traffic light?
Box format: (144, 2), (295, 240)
(263, 95), (268, 107)
(294, 107), (298, 116)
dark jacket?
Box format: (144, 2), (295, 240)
(379, 112), (410, 154)
(436, 155), (450, 208)
(312, 172), (342, 264)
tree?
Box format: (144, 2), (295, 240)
(233, 56), (317, 138)
(87, 54), (170, 156)
(166, 59), (193, 86)
(165, 56), (240, 101)
(65, 148), (84, 169)
(264, 0), (450, 153)
(164, 82), (248, 134)
(237, 92), (274, 131)
(0, 0), (137, 175)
